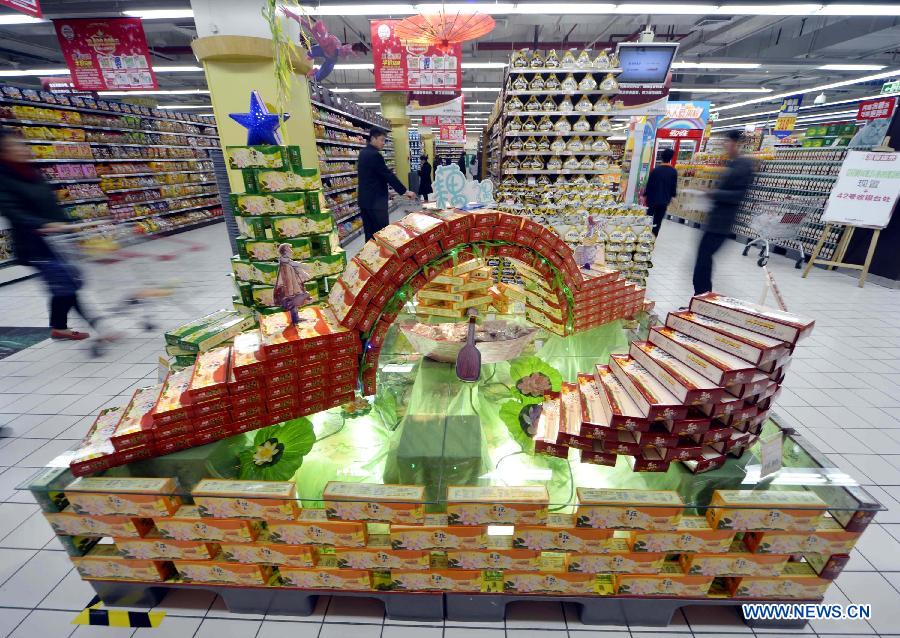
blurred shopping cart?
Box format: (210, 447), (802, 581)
(45, 220), (208, 355)
(741, 200), (814, 269)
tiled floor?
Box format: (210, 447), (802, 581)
(0, 217), (899, 637)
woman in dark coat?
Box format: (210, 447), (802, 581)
(417, 154), (433, 202)
(0, 129), (97, 339)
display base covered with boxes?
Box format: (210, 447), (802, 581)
(23, 279), (882, 626)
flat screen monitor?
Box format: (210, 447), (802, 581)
(616, 43), (677, 84)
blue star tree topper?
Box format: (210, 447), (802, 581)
(229, 91), (290, 145)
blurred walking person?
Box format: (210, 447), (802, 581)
(418, 154), (433, 202)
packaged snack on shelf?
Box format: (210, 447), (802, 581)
(335, 548), (430, 570)
(69, 406), (123, 476)
(115, 536), (218, 560)
(725, 562), (830, 598)
(447, 486), (549, 526)
(279, 567), (371, 590)
(374, 223), (422, 261)
(616, 562), (714, 596)
(503, 572), (612, 595)
(174, 560), (274, 585)
(629, 341), (725, 406)
(73, 545), (174, 582)
(267, 517), (367, 547)
(226, 145), (298, 170)
(648, 326), (757, 386)
(110, 384), (163, 451)
(164, 310), (234, 347)
(391, 570), (483, 592)
(192, 479), (300, 520)
(235, 215), (270, 239)
(154, 505), (261, 542)
(706, 490), (827, 531)
(301, 251), (347, 279)
(666, 312), (790, 366)
(229, 331), (265, 381)
(323, 482), (426, 524)
(232, 192), (308, 216)
(244, 167), (320, 193)
(188, 346), (230, 402)
(743, 516), (862, 555)
(65, 477), (181, 517)
(178, 313), (254, 353)
(270, 213), (335, 239)
(44, 512), (154, 538)
(231, 258), (280, 285)
(630, 516), (735, 553)
(512, 525), (614, 552)
(591, 365), (650, 432)
(355, 238), (401, 282)
(447, 549), (541, 571)
(689, 292), (815, 346)
(680, 546), (789, 576)
(390, 525), (490, 550)
(219, 541), (314, 566)
(569, 544), (665, 573)
(608, 355), (689, 422)
(575, 488), (684, 530)
(151, 368), (193, 427)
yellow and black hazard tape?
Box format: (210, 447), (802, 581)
(72, 595), (165, 629)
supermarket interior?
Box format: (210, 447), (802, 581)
(0, 1), (899, 637)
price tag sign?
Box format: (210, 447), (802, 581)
(759, 430), (783, 478)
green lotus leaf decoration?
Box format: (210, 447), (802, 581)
(499, 398), (544, 451)
(509, 356), (562, 405)
(239, 418), (316, 481)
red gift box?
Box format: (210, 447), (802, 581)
(193, 410), (231, 431)
(229, 331), (266, 382)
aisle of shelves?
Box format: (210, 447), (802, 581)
(309, 83), (392, 246)
(0, 85), (223, 268)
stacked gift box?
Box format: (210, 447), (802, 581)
(533, 292), (813, 473)
(33, 477), (872, 599)
(163, 310), (256, 369)
(68, 307), (359, 477)
(415, 260), (494, 319)
(226, 144), (347, 314)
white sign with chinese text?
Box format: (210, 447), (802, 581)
(822, 150), (900, 229)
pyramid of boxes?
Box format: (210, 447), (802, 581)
(533, 292), (813, 473)
(226, 144), (347, 314)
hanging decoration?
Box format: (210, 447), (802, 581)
(282, 8), (366, 82)
(229, 90), (290, 145)
(238, 419), (316, 481)
(392, 10), (495, 52)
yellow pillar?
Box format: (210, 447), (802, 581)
(380, 92), (411, 187)
(191, 36), (316, 192)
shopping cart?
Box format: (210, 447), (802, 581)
(44, 220), (207, 355)
(741, 200), (813, 269)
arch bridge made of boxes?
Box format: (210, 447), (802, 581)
(323, 209), (647, 395)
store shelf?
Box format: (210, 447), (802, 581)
(101, 169), (213, 178)
(311, 99), (386, 130)
(59, 196), (108, 205)
(0, 118), (219, 139)
(505, 151), (614, 157)
(339, 227), (364, 246)
(103, 202), (223, 223)
(323, 184), (358, 196)
(89, 142), (215, 150)
(314, 119), (368, 136)
(507, 67), (623, 74)
(506, 110), (615, 117)
(109, 192), (219, 209)
(48, 178), (101, 184)
(315, 138), (366, 149)
(321, 171), (356, 179)
(506, 89), (618, 96)
(104, 181), (214, 194)
(504, 130), (614, 137)
(503, 169), (622, 175)
(0, 97), (216, 128)
(320, 155), (358, 161)
(95, 157), (211, 163)
(334, 209), (361, 225)
(754, 172), (837, 180)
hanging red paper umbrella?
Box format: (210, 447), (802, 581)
(393, 9), (496, 52)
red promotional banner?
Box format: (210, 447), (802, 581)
(857, 97), (896, 121)
(439, 124), (466, 142)
(370, 19), (461, 91)
(0, 0), (41, 17)
(53, 17), (157, 91)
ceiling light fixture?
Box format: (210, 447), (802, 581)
(330, 87), (377, 93)
(0, 14), (43, 24)
(462, 61), (508, 69)
(98, 89), (210, 96)
(0, 66), (202, 77)
(817, 3), (900, 15)
(818, 64), (886, 71)
(671, 62), (761, 69)
(153, 65), (203, 72)
(669, 87), (772, 93)
(714, 69), (900, 111)
(415, 2), (516, 13)
(157, 104), (211, 109)
(513, 3), (616, 13)
(301, 4), (416, 16)
(615, 3), (718, 13)
(122, 9), (195, 19)
(719, 3), (822, 14)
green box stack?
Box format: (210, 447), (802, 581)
(225, 144), (348, 314)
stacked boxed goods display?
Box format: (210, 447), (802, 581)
(227, 144), (347, 314)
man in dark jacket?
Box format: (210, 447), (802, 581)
(692, 130), (754, 295)
(357, 128), (414, 240)
(644, 147), (677, 236)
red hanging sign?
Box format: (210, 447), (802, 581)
(0, 0), (41, 17)
(53, 17), (158, 91)
(856, 97), (896, 121)
(370, 19), (461, 91)
(439, 124), (466, 142)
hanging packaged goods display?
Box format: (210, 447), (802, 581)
(370, 19), (462, 91)
(53, 17), (158, 91)
(774, 96), (802, 139)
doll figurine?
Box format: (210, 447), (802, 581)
(274, 243), (313, 324)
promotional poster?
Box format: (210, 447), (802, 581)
(370, 19), (462, 91)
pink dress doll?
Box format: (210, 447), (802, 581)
(273, 243), (313, 324)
